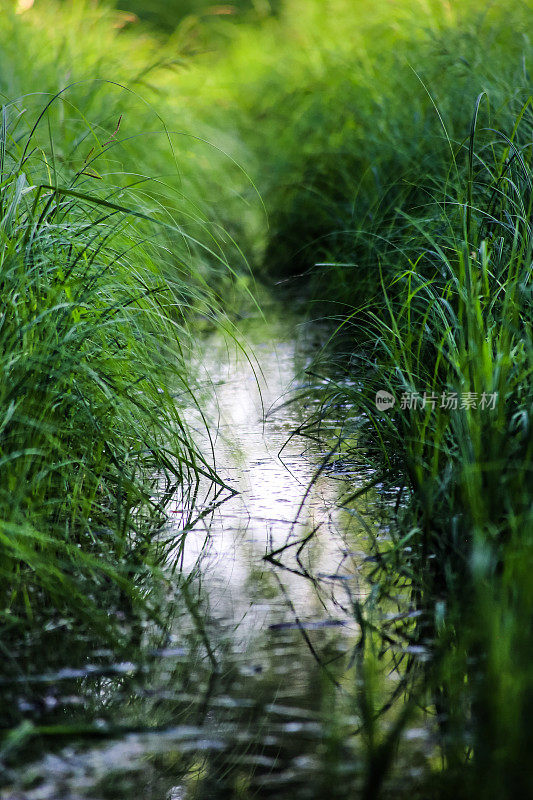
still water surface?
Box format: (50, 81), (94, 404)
(1, 319), (426, 799)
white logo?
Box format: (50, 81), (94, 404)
(375, 390), (396, 411)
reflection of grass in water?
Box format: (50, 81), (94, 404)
(246, 562), (280, 600)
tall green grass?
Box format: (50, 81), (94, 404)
(311, 101), (532, 797)
(0, 90), (234, 673)
(0, 0), (262, 657)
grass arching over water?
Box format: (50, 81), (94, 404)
(0, 0), (531, 797)
(306, 102), (533, 797)
(0, 0), (262, 699)
(0, 93), (237, 717)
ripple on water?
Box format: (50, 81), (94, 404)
(1, 321), (426, 800)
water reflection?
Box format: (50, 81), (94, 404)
(173, 325), (376, 637)
(0, 319), (429, 800)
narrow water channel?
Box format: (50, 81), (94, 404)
(176, 321), (375, 639)
(1, 316), (429, 800)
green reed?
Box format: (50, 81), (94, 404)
(0, 96), (232, 660)
(310, 101), (532, 797)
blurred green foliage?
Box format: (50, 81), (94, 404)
(115, 0), (281, 34)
